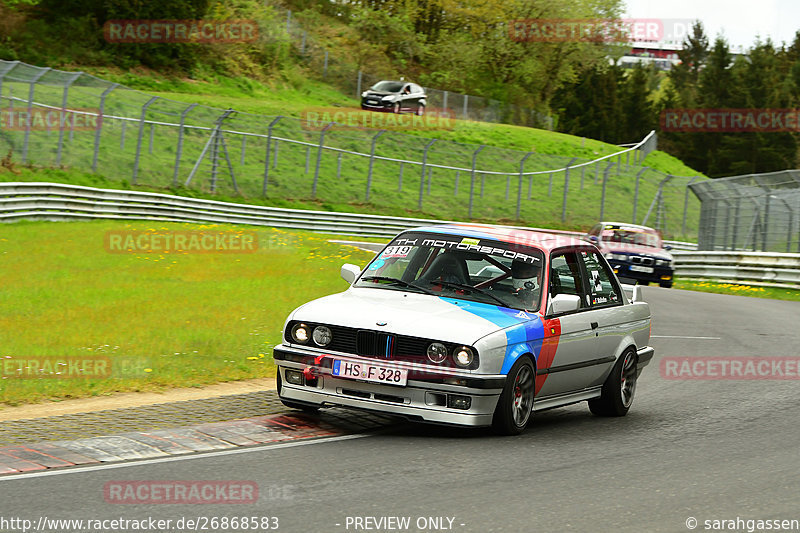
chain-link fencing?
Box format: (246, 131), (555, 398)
(690, 170), (800, 252)
(0, 59), (703, 240)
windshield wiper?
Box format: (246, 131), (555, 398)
(428, 280), (512, 308)
(360, 276), (438, 296)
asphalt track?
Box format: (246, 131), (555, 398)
(2, 287), (800, 533)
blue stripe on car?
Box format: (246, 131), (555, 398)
(440, 299), (544, 374)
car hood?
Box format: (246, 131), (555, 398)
(364, 90), (396, 97)
(289, 287), (537, 345)
(601, 243), (673, 260)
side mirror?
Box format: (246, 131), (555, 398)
(664, 244), (673, 251)
(341, 263), (362, 285)
(587, 235), (599, 244)
(547, 294), (581, 315)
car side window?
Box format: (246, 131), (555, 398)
(549, 252), (587, 309)
(579, 250), (621, 307)
(410, 83), (423, 94)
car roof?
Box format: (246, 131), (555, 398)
(596, 221), (659, 232)
(403, 224), (589, 252)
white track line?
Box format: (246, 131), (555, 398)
(0, 433), (370, 482)
(651, 335), (721, 340)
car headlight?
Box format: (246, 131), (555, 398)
(312, 325), (332, 347)
(361, 92), (368, 98)
(381, 95), (396, 101)
(291, 323), (310, 344)
(427, 342), (448, 364)
(453, 346), (474, 368)
(605, 253), (627, 261)
(656, 259), (672, 267)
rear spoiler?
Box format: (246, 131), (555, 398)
(621, 283), (643, 303)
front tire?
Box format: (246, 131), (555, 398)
(392, 102), (400, 114)
(492, 357), (535, 435)
(659, 281), (673, 288)
(589, 349), (637, 417)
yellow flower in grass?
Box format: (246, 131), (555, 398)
(144, 368), (153, 373)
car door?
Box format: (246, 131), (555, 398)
(535, 250), (599, 399)
(575, 249), (629, 387)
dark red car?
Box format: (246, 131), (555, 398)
(585, 222), (674, 288)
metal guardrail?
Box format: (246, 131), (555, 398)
(0, 182), (696, 248)
(673, 251), (800, 286)
(9, 182), (800, 287)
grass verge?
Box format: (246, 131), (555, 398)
(673, 279), (800, 302)
(0, 220), (375, 406)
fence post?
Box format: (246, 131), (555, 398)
(185, 109), (234, 187)
(56, 72), (82, 166)
(632, 167), (648, 224)
(262, 115), (283, 196)
(682, 176), (699, 237)
(418, 139), (436, 209)
(561, 158), (577, 223)
(454, 170), (459, 196)
(547, 172), (553, 197)
(365, 129), (387, 201)
(517, 152), (533, 220)
(92, 83), (119, 173)
(443, 90), (448, 110)
(286, 9), (291, 33)
(356, 71), (362, 99)
(462, 95), (469, 120)
(312, 122), (334, 199)
(600, 162), (615, 220)
(132, 96), (159, 185)
(301, 32), (306, 54)
(468, 145), (486, 218)
(427, 166), (433, 195)
(22, 67), (50, 163)
(398, 162), (403, 191)
(323, 51), (329, 77)
(642, 175), (673, 226)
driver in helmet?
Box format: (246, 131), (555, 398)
(511, 259), (541, 308)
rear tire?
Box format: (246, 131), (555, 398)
(277, 371), (320, 413)
(659, 281), (673, 288)
(589, 349), (637, 417)
(492, 357), (535, 435)
(416, 104), (425, 116)
(392, 102), (400, 114)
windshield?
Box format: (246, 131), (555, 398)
(355, 232), (545, 312)
(370, 81), (404, 92)
(601, 228), (660, 248)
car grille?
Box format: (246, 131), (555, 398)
(629, 256), (654, 266)
(285, 321), (473, 368)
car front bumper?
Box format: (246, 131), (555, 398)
(610, 262), (674, 285)
(274, 346), (506, 427)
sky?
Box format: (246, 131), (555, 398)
(624, 0), (800, 51)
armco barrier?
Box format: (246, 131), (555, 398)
(672, 251), (800, 286)
(0, 182), (696, 250)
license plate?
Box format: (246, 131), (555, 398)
(367, 100), (377, 104)
(630, 265), (654, 273)
(332, 359), (407, 386)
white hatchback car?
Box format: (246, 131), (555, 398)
(274, 225), (654, 435)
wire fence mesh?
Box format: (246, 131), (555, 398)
(690, 170), (800, 252)
(0, 59), (704, 240)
